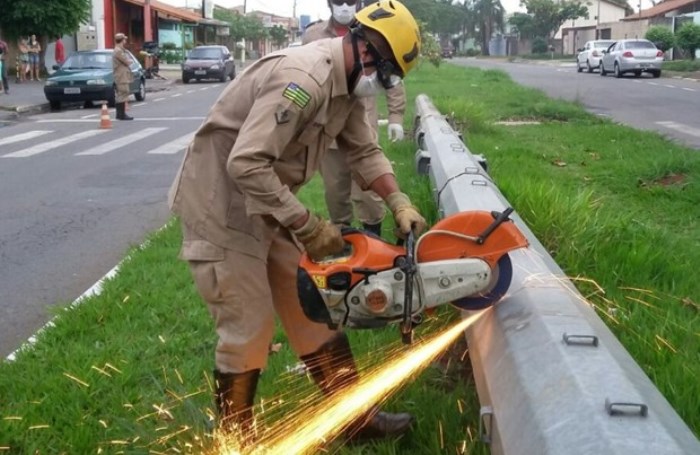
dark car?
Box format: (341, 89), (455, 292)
(441, 46), (454, 59)
(181, 45), (235, 83)
(44, 49), (145, 111)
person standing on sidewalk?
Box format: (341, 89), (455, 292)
(0, 38), (8, 93)
(169, 0), (424, 441)
(112, 33), (133, 120)
(27, 35), (41, 81)
(54, 36), (65, 66)
(17, 37), (29, 83)
(302, 0), (408, 237)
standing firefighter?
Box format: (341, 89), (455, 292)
(112, 33), (133, 120)
(169, 0), (425, 442)
(303, 0), (408, 236)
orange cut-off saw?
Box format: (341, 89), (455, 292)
(297, 209), (529, 344)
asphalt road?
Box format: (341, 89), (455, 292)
(0, 80), (228, 359)
(452, 57), (700, 149)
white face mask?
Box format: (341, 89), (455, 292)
(353, 71), (383, 97)
(331, 3), (356, 25)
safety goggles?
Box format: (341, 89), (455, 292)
(330, 0), (358, 5)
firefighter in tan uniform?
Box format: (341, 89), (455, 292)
(302, 0), (407, 236)
(112, 33), (134, 120)
(169, 0), (425, 442)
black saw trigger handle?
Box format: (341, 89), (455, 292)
(476, 207), (515, 245)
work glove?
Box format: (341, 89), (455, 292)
(385, 192), (427, 239)
(292, 213), (344, 262)
(388, 123), (404, 142)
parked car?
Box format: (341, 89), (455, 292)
(44, 49), (146, 111)
(181, 45), (235, 83)
(600, 39), (664, 78)
(576, 40), (615, 73)
(441, 46), (454, 59)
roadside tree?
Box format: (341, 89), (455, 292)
(676, 22), (700, 60)
(645, 26), (675, 53)
(0, 0), (91, 70)
(519, 0), (589, 39)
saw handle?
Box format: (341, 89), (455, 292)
(399, 231), (417, 344)
(476, 207), (515, 245)
(352, 267), (379, 284)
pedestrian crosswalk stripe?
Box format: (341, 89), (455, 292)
(147, 132), (194, 155)
(2, 130), (108, 158)
(0, 130), (53, 147)
(75, 128), (168, 156)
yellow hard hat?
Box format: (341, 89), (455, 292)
(354, 0), (421, 77)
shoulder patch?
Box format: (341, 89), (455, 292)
(282, 82), (311, 109)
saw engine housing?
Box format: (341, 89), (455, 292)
(297, 210), (528, 332)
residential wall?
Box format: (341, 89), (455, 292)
(598, 18), (651, 40)
(556, 1), (628, 39)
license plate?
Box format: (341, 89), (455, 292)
(64, 87), (81, 94)
(194, 70), (206, 75)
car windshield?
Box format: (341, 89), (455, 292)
(594, 41), (615, 48)
(62, 53), (112, 70)
(626, 41), (655, 49)
(189, 48), (222, 59)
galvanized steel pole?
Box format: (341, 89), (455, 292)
(413, 94), (700, 455)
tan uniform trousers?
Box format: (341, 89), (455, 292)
(115, 83), (130, 103)
(183, 223), (338, 373)
(320, 147), (385, 226)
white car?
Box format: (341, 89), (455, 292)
(600, 39), (664, 78)
(576, 40), (615, 73)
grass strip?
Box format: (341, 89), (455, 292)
(1, 62), (698, 454)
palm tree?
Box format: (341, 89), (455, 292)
(472, 0), (505, 55)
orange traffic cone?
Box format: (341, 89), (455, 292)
(99, 103), (112, 129)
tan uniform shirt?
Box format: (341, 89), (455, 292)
(302, 19), (406, 126)
(112, 45), (133, 85)
(168, 38), (394, 259)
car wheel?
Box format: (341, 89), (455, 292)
(219, 72), (226, 82)
(586, 60), (594, 73)
(577, 61), (583, 73)
(135, 79), (146, 101)
(49, 100), (61, 111)
(600, 63), (607, 76)
(182, 74), (190, 84)
(652, 70), (661, 78)
(614, 63), (622, 78)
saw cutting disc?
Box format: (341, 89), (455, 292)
(450, 254), (513, 310)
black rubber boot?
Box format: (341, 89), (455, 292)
(116, 102), (133, 120)
(362, 222), (382, 237)
(213, 369), (260, 440)
(300, 333), (413, 442)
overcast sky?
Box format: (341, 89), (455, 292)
(161, 0), (654, 20)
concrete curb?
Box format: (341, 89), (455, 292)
(5, 263), (121, 362)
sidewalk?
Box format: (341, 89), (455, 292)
(0, 67), (181, 118)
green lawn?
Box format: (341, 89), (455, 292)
(1, 62), (698, 454)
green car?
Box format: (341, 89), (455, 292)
(44, 49), (146, 111)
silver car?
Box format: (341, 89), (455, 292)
(576, 40), (615, 72)
(600, 39), (664, 78)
